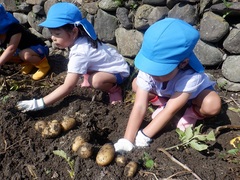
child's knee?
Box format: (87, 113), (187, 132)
(203, 96), (221, 116)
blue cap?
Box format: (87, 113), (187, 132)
(39, 2), (97, 40)
(135, 18), (204, 76)
(0, 4), (19, 34)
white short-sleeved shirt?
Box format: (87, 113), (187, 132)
(67, 37), (130, 78)
(136, 69), (215, 100)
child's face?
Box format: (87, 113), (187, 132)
(49, 28), (76, 49)
(152, 67), (179, 82)
(152, 59), (189, 82)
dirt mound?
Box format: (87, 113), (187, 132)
(0, 56), (239, 180)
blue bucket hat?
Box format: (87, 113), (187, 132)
(39, 2), (97, 40)
(0, 4), (19, 34)
(135, 18), (204, 76)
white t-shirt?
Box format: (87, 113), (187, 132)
(136, 69), (215, 100)
(67, 37), (130, 78)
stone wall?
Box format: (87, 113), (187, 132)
(1, 0), (240, 91)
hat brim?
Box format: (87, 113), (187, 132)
(135, 50), (204, 76)
(39, 18), (97, 41)
(39, 20), (68, 28)
(134, 50), (178, 76)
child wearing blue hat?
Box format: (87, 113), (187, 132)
(16, 2), (130, 112)
(0, 4), (50, 80)
(114, 18), (221, 152)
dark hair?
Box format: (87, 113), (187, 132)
(61, 24), (101, 49)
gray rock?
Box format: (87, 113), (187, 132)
(223, 26), (240, 54)
(134, 4), (167, 30)
(217, 77), (240, 92)
(116, 7), (133, 29)
(95, 9), (118, 43)
(168, 2), (198, 25)
(200, 11), (229, 43)
(13, 12), (28, 25)
(83, 2), (98, 15)
(222, 55), (240, 82)
(134, 4), (154, 30)
(27, 11), (43, 33)
(32, 4), (45, 15)
(98, 0), (120, 11)
(41, 27), (51, 39)
(142, 0), (166, 6)
(26, 0), (45, 5)
(194, 40), (224, 66)
(17, 2), (32, 13)
(115, 27), (143, 57)
(211, 2), (240, 17)
(0, 0), (17, 11)
(43, 0), (58, 15)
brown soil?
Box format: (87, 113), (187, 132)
(0, 54), (240, 180)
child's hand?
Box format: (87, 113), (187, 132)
(135, 130), (152, 147)
(114, 138), (134, 152)
(16, 98), (45, 112)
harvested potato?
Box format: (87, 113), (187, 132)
(41, 120), (62, 138)
(61, 116), (76, 132)
(115, 155), (127, 167)
(124, 161), (138, 177)
(77, 142), (93, 159)
(96, 143), (115, 166)
(34, 120), (47, 133)
(72, 135), (87, 152)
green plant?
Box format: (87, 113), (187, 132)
(113, 0), (124, 6)
(217, 80), (227, 89)
(165, 124), (216, 151)
(222, 0), (232, 19)
(141, 152), (154, 169)
(228, 107), (240, 113)
(219, 137), (240, 164)
(1, 95), (9, 103)
(53, 150), (75, 179)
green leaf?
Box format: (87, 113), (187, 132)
(195, 134), (207, 141)
(145, 159), (154, 169)
(193, 124), (202, 135)
(228, 107), (240, 113)
(53, 150), (67, 160)
(189, 140), (208, 151)
(184, 126), (194, 142)
(176, 128), (185, 138)
(227, 149), (239, 155)
(206, 130), (216, 141)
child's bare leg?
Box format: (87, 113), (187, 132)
(19, 49), (50, 80)
(90, 72), (122, 104)
(177, 89), (221, 131)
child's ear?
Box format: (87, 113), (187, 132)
(179, 59), (189, 69)
(73, 27), (79, 35)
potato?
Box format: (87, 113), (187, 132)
(41, 120), (62, 138)
(96, 143), (115, 166)
(34, 120), (47, 133)
(72, 135), (87, 152)
(61, 116), (76, 132)
(77, 142), (93, 159)
(115, 155), (127, 167)
(124, 161), (138, 177)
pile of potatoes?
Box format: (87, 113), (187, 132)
(72, 135), (138, 177)
(35, 118), (138, 177)
(34, 116), (76, 138)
